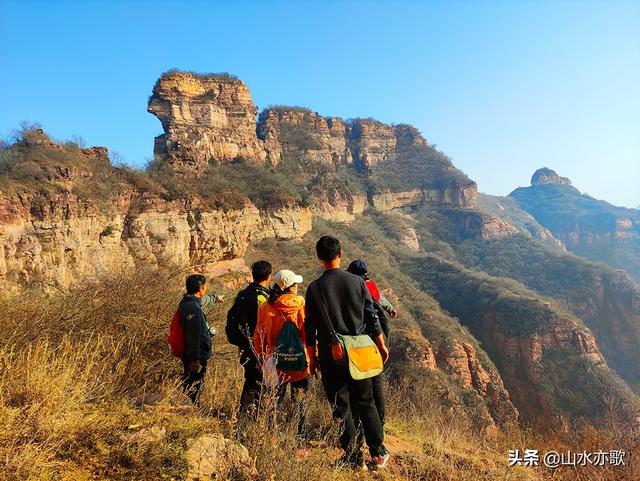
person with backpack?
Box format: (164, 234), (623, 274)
(346, 260), (396, 338)
(254, 269), (310, 440)
(225, 261), (272, 414)
(304, 236), (390, 470)
(168, 274), (223, 404)
(346, 259), (395, 427)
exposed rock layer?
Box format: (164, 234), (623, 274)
(531, 167), (572, 186)
(148, 72), (268, 175)
(0, 191), (311, 293)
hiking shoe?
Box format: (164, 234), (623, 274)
(370, 451), (390, 470)
(334, 454), (368, 471)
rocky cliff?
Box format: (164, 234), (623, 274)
(531, 167), (572, 186)
(3, 72), (639, 433)
(148, 71), (269, 175)
(408, 255), (638, 428)
(257, 107), (352, 166)
(510, 169), (640, 281)
(147, 71), (477, 214)
(0, 186), (311, 293)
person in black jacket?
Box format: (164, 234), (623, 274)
(226, 261), (272, 414)
(180, 274), (221, 404)
(305, 236), (390, 470)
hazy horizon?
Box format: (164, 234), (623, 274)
(1, 0), (638, 207)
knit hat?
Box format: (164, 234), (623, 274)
(346, 259), (368, 277)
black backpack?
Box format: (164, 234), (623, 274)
(225, 284), (270, 349)
(225, 293), (246, 348)
(373, 300), (390, 341)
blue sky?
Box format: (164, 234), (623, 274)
(1, 0), (638, 207)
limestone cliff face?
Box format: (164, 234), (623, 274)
(0, 190), (311, 293)
(345, 120), (427, 172)
(148, 71), (267, 175)
(390, 330), (518, 430)
(443, 210), (520, 240)
(257, 108), (352, 165)
(548, 271), (640, 390)
(3, 72), (477, 291)
(348, 119), (398, 172)
(372, 183), (478, 212)
(476, 310), (604, 425)
(436, 340), (519, 430)
(371, 189), (424, 212)
(147, 71), (476, 215)
(309, 190), (367, 223)
(531, 167), (572, 186)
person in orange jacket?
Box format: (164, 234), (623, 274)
(254, 269), (310, 445)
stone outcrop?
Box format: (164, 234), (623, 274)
(148, 71), (267, 175)
(0, 74), (474, 293)
(445, 210), (520, 240)
(372, 183), (478, 212)
(0, 190), (311, 293)
(475, 309), (605, 426)
(394, 330), (438, 371)
(531, 167), (572, 186)
(309, 190), (366, 223)
(348, 119), (398, 172)
(436, 340), (519, 428)
(371, 189), (424, 212)
(391, 329), (518, 428)
(186, 434), (257, 481)
(257, 108), (352, 165)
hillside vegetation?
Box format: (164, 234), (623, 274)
(1, 256), (638, 481)
(2, 113), (640, 480)
(510, 183), (640, 282)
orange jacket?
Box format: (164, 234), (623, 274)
(254, 293), (310, 383)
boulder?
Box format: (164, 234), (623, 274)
(186, 434), (257, 481)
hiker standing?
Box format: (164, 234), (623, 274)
(346, 259), (396, 427)
(175, 274), (223, 404)
(254, 269), (310, 442)
(226, 261), (272, 414)
(305, 236), (390, 470)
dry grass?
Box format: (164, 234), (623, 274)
(0, 267), (637, 480)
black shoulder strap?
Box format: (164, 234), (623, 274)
(310, 283), (340, 345)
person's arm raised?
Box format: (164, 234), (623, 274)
(200, 293), (225, 309)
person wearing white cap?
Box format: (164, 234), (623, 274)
(254, 269), (311, 451)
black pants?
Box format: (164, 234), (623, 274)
(276, 377), (310, 441)
(239, 358), (262, 415)
(182, 358), (207, 404)
(372, 373), (385, 426)
(320, 360), (386, 458)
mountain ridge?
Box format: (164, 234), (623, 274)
(1, 71), (639, 439)
(507, 167), (640, 282)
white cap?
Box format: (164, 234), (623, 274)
(273, 269), (303, 290)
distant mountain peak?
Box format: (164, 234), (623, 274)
(531, 167), (572, 186)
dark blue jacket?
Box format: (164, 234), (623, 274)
(179, 294), (213, 362)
